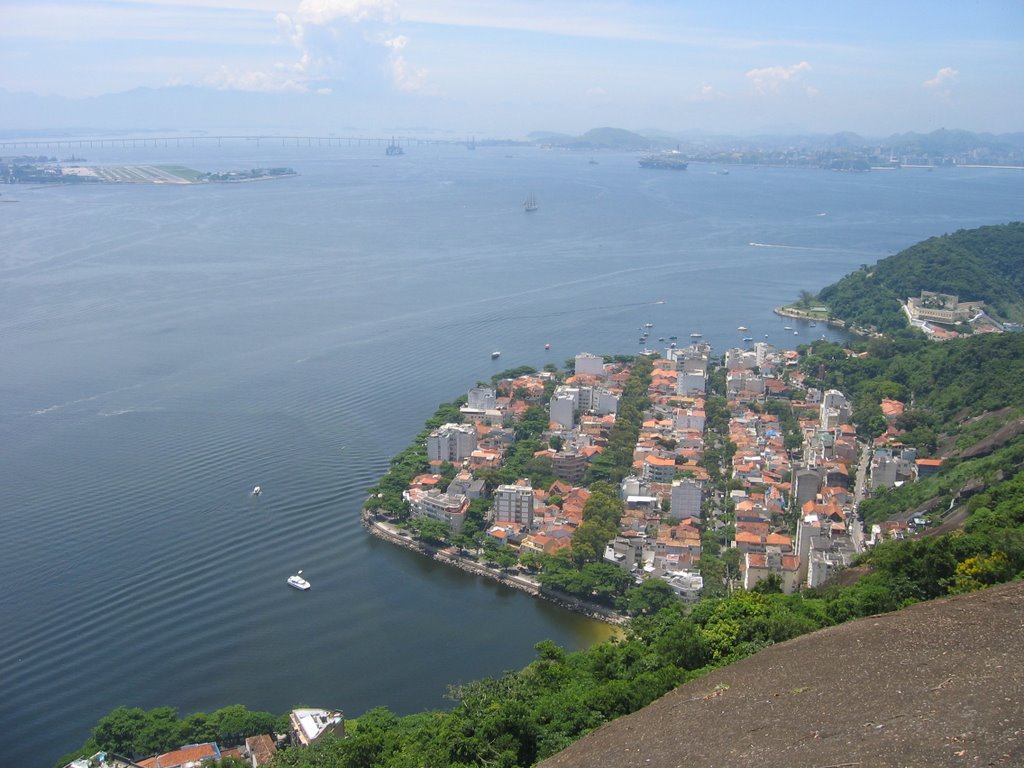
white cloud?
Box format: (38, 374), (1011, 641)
(924, 66), (959, 92)
(746, 61), (811, 94)
(698, 83), (715, 100)
(216, 0), (425, 93)
(296, 0), (398, 24)
(586, 86), (607, 96)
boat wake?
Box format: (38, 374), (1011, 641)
(749, 242), (826, 251)
(32, 384), (143, 416)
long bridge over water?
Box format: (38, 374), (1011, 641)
(0, 134), (459, 151)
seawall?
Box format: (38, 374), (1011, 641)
(361, 509), (627, 626)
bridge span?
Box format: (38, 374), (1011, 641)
(0, 135), (456, 151)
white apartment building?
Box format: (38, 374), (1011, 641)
(426, 423), (477, 463)
(494, 483), (535, 526)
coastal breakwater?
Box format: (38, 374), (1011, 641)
(772, 306), (847, 328)
(361, 510), (627, 626)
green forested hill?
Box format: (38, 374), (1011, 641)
(802, 331), (1024, 439)
(815, 222), (1024, 331)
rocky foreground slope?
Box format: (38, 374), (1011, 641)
(540, 580), (1024, 768)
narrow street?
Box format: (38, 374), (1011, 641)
(849, 441), (871, 552)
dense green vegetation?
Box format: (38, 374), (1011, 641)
(586, 356), (654, 484)
(56, 705), (284, 766)
(812, 222), (1024, 331)
(801, 332), (1024, 445)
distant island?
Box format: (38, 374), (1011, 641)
(0, 157), (296, 184)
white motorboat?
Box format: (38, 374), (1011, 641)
(288, 570), (311, 590)
(252, 485), (262, 496)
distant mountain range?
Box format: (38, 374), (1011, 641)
(528, 126), (1024, 154)
(1, 86), (1021, 155)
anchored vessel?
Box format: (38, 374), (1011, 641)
(638, 150), (688, 170)
(288, 570), (311, 590)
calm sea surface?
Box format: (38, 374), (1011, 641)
(1, 143), (1021, 766)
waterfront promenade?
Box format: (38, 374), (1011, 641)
(361, 510), (628, 626)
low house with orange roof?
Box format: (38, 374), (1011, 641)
(560, 488), (590, 526)
(245, 735), (277, 767)
(467, 448), (503, 471)
(763, 377), (790, 398)
(547, 479), (572, 498)
(743, 551), (801, 593)
(735, 519), (770, 540)
(915, 457), (944, 478)
(409, 473), (444, 491)
(487, 522), (526, 545)
(520, 532), (571, 556)
(734, 529), (765, 553)
(565, 372), (604, 387)
(506, 399), (530, 421)
(137, 744), (221, 768)
(655, 523), (702, 558)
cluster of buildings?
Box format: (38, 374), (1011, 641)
(403, 354), (632, 553)
(63, 709), (344, 768)
(709, 343), (868, 592)
(598, 343), (714, 599)
(400, 338), (943, 600)
(903, 290), (1003, 339)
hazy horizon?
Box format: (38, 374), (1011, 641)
(2, 1), (1022, 136)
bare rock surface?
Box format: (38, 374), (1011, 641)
(539, 581), (1024, 768)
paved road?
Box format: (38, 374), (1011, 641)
(849, 441), (871, 552)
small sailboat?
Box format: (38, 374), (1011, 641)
(524, 193), (538, 212)
(288, 570), (311, 590)
(252, 485), (262, 496)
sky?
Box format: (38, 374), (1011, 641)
(1, 0), (1022, 136)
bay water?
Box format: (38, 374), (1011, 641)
(1, 142), (1020, 766)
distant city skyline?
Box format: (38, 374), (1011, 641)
(2, 0), (1022, 135)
